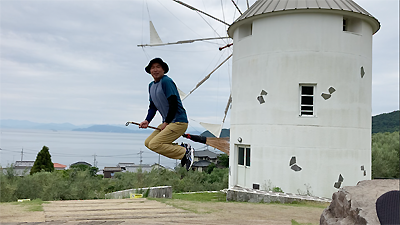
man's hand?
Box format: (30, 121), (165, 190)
(139, 120), (149, 128)
(160, 122), (168, 130)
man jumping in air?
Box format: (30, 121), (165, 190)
(139, 58), (194, 171)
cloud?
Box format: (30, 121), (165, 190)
(0, 0), (398, 127)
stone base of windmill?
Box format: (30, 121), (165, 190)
(320, 179), (399, 225)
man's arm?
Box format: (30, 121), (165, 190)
(140, 101), (157, 128)
(165, 95), (178, 124)
(146, 101), (157, 122)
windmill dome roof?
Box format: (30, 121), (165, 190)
(228, 0), (380, 36)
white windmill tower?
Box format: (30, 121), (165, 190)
(226, 0), (380, 197)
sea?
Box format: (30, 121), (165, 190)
(0, 128), (207, 170)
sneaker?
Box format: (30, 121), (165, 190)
(185, 144), (194, 171)
(180, 143), (187, 167)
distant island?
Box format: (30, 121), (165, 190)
(73, 125), (139, 133)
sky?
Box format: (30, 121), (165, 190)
(1, 0), (399, 132)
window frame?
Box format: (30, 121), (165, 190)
(299, 84), (316, 117)
(237, 145), (251, 167)
(238, 22), (253, 40)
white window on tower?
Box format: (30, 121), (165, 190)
(299, 84), (316, 117)
(342, 16), (362, 34)
(239, 22), (253, 40)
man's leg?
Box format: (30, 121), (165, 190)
(144, 128), (160, 149)
(148, 122), (188, 159)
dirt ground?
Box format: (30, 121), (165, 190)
(0, 198), (328, 225)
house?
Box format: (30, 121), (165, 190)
(192, 150), (220, 172)
(117, 163), (136, 171)
(124, 164), (153, 173)
(110, 163), (171, 175)
(194, 150), (219, 163)
(13, 161), (34, 176)
(192, 160), (213, 172)
(53, 163), (67, 170)
(151, 163), (168, 170)
(103, 167), (123, 178)
(3, 161), (67, 176)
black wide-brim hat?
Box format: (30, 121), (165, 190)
(145, 58), (169, 74)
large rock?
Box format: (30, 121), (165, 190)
(320, 179), (399, 225)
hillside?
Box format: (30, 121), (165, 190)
(372, 110), (399, 133)
(201, 129), (230, 138)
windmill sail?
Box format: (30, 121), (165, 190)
(182, 54), (232, 100)
(149, 21), (163, 45)
(177, 88), (187, 101)
(199, 122), (222, 138)
(222, 95), (232, 123)
(138, 37), (230, 47)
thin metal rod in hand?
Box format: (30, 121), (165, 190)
(125, 121), (161, 130)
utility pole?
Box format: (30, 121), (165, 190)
(138, 150), (144, 166)
(21, 148), (23, 161)
(93, 154), (97, 168)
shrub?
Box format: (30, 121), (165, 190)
(0, 167), (229, 202)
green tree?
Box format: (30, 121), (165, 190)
(70, 164), (99, 177)
(30, 146), (54, 175)
(206, 163), (216, 174)
(217, 154), (229, 168)
(372, 131), (399, 179)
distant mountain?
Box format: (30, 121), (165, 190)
(200, 129), (230, 138)
(372, 110), (399, 133)
(0, 119), (145, 132)
(0, 119), (85, 130)
(73, 125), (148, 133)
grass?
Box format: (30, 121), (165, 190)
(152, 192), (328, 218)
(291, 219), (313, 225)
(154, 192), (329, 208)
(269, 200), (330, 209)
(11, 198), (49, 212)
(171, 192), (227, 202)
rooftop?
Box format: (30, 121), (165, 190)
(53, 163), (67, 168)
(193, 160), (213, 167)
(14, 161), (34, 167)
(229, 0), (380, 35)
(194, 150), (220, 159)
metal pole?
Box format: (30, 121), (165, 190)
(172, 0), (230, 26)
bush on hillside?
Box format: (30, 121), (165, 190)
(372, 131), (399, 179)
